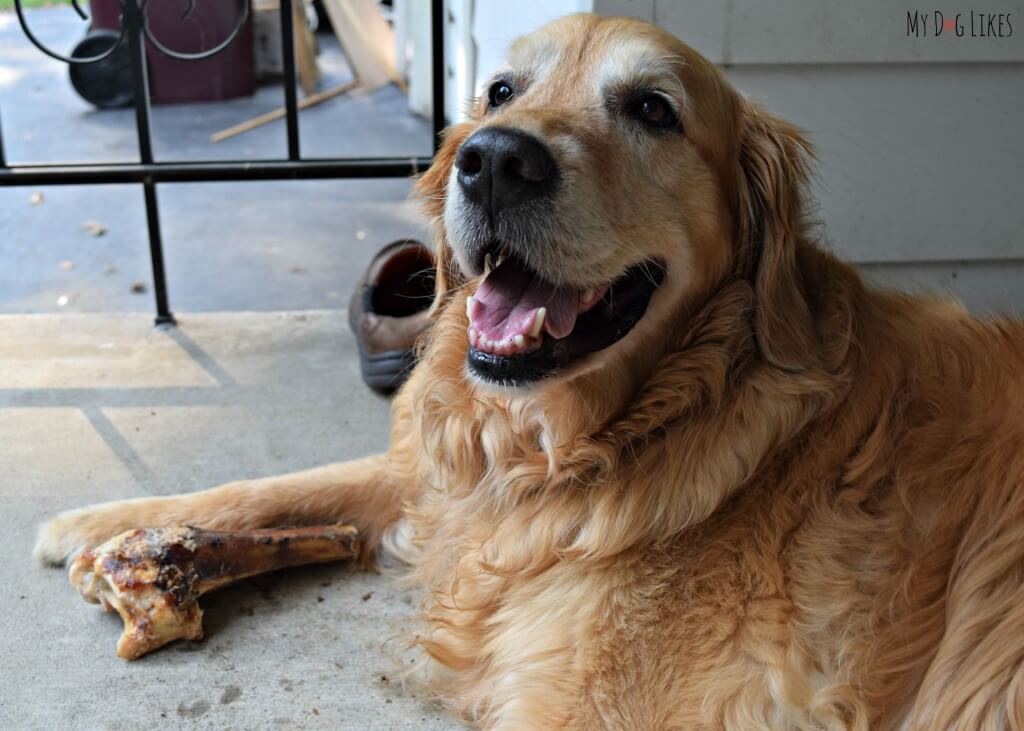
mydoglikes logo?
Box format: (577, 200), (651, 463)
(907, 10), (1014, 36)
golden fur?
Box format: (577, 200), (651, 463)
(37, 14), (1024, 730)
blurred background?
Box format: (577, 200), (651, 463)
(1, 0), (1022, 315)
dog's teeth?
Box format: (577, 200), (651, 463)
(513, 334), (525, 349)
(497, 251), (508, 266)
(484, 253), (494, 273)
(529, 308), (546, 339)
(466, 296), (474, 319)
(468, 328), (478, 347)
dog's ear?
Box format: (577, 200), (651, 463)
(415, 122), (475, 306)
(735, 102), (819, 372)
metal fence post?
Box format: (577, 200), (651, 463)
(123, 0), (175, 326)
(0, 108), (7, 169)
(279, 0), (301, 161)
(430, 0), (445, 152)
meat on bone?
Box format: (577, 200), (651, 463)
(69, 524), (359, 660)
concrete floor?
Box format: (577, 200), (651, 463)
(0, 7), (433, 315)
(0, 310), (464, 730)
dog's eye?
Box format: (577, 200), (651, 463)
(632, 94), (680, 131)
(488, 81), (515, 109)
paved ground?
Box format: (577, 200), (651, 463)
(0, 7), (433, 315)
(0, 310), (464, 731)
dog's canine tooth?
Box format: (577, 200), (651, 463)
(529, 308), (546, 339)
(466, 296), (475, 319)
(468, 328), (479, 347)
(484, 253), (494, 273)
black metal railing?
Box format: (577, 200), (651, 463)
(0, 0), (445, 326)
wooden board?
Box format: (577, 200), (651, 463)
(293, 0), (321, 95)
(210, 79), (360, 142)
(320, 0), (402, 91)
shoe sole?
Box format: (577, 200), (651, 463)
(360, 349), (418, 393)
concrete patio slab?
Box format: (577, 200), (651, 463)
(0, 310), (464, 730)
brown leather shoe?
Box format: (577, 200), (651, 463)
(348, 239), (436, 393)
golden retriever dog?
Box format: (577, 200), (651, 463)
(36, 13), (1024, 730)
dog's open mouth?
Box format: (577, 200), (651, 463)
(465, 251), (664, 385)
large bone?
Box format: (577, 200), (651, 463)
(69, 524), (359, 660)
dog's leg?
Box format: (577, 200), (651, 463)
(35, 455), (407, 567)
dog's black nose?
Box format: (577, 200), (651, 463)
(455, 127), (558, 214)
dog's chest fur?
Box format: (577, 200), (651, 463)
(405, 470), (839, 731)
(393, 296), (827, 728)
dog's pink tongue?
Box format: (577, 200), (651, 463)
(470, 258), (579, 342)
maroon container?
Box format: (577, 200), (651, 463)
(89, 0), (255, 104)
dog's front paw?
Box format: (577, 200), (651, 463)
(34, 503), (140, 567)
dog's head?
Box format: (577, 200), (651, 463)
(417, 14), (816, 388)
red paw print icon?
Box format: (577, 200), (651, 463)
(943, 17), (956, 33)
